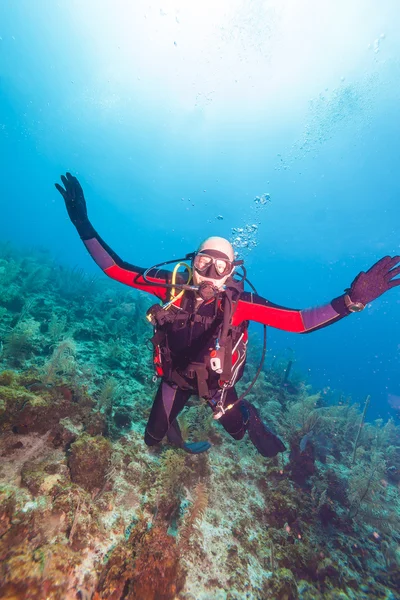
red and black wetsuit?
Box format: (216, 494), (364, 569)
(76, 221), (351, 451)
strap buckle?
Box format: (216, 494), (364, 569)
(210, 389), (227, 420)
(213, 399), (226, 420)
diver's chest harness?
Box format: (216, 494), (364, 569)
(146, 286), (247, 407)
(143, 258), (267, 419)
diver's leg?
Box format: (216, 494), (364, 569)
(240, 400), (286, 457)
(217, 388), (285, 457)
(144, 380), (190, 446)
(217, 388), (247, 440)
(144, 381), (211, 453)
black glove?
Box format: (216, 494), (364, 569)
(348, 255), (400, 305)
(55, 172), (89, 229)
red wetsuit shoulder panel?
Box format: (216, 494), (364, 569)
(104, 264), (169, 300)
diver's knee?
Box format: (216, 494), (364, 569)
(230, 428), (246, 441)
(220, 420), (246, 440)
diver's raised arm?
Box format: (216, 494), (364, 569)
(55, 172), (169, 300)
(232, 255), (400, 333)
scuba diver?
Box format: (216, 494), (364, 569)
(56, 173), (400, 457)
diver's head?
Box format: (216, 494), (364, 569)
(192, 236), (236, 297)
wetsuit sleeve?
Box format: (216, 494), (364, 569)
(232, 291), (351, 333)
(73, 219), (169, 301)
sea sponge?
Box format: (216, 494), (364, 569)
(94, 518), (185, 600)
(130, 523), (185, 600)
(68, 434), (112, 493)
(0, 384), (49, 433)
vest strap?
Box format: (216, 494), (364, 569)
(171, 362), (211, 399)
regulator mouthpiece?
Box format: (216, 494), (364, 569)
(198, 281), (220, 301)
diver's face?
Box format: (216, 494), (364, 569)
(192, 251), (234, 291)
(192, 269), (231, 290)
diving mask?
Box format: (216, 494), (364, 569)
(193, 252), (234, 279)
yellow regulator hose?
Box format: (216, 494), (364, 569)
(163, 262), (192, 309)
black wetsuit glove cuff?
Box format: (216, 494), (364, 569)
(76, 220), (96, 241)
(331, 294), (351, 316)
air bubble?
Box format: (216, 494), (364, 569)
(254, 192), (271, 206)
(231, 192), (271, 253)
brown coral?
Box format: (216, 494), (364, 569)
(95, 518), (185, 600)
(68, 433), (112, 493)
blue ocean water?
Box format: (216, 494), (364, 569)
(2, 4), (400, 598)
(1, 0), (399, 421)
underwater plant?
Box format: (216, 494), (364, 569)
(351, 394), (370, 464)
(3, 318), (41, 364)
(179, 480), (208, 551)
(40, 338), (78, 384)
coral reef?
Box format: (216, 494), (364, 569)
(0, 243), (399, 599)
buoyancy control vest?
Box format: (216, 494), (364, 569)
(147, 278), (248, 399)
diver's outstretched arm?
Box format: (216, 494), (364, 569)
(232, 291), (348, 333)
(233, 255), (400, 333)
(55, 172), (169, 300)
